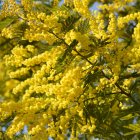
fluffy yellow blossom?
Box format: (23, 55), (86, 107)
(2, 28), (14, 39)
(73, 0), (90, 18)
(1, 0), (140, 139)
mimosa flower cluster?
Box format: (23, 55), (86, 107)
(0, 0), (140, 139)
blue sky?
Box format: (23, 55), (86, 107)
(59, 0), (100, 11)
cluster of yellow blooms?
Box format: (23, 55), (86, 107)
(0, 0), (20, 20)
(0, 0), (140, 139)
(73, 0), (90, 18)
(23, 12), (62, 44)
(65, 29), (90, 50)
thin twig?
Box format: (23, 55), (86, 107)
(49, 31), (95, 65)
(102, 71), (138, 104)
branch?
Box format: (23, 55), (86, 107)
(49, 31), (139, 104)
(73, 48), (94, 65)
(48, 31), (95, 66)
(120, 73), (140, 80)
(102, 71), (138, 104)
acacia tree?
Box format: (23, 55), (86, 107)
(0, 0), (140, 139)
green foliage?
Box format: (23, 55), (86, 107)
(1, 0), (140, 140)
